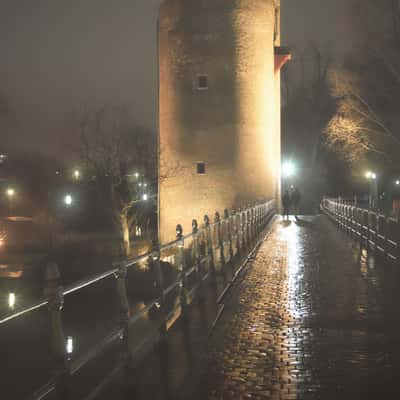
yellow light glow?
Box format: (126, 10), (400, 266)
(8, 293), (15, 308)
(73, 170), (81, 180)
(365, 171), (376, 180)
(6, 188), (15, 197)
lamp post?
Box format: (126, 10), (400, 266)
(6, 187), (15, 216)
(365, 171), (378, 210)
(281, 161), (296, 191)
(73, 169), (81, 181)
(64, 194), (73, 208)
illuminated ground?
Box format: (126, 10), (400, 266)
(101, 215), (400, 399)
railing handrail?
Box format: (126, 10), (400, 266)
(0, 201), (273, 326)
(321, 197), (399, 261)
(2, 199), (276, 400)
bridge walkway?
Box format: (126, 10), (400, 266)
(100, 215), (400, 399)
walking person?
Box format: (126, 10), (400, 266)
(291, 186), (301, 218)
(282, 189), (291, 220)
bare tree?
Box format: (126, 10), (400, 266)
(325, 66), (400, 163)
(324, 0), (400, 165)
(79, 106), (157, 257)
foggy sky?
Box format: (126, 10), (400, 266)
(0, 0), (348, 157)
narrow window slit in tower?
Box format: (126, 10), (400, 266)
(197, 75), (208, 90)
(197, 162), (206, 174)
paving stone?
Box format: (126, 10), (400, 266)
(100, 215), (400, 400)
(187, 216), (400, 399)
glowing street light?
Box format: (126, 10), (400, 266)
(142, 194), (148, 201)
(73, 169), (81, 180)
(6, 188), (16, 216)
(8, 293), (16, 308)
(66, 336), (74, 356)
(365, 171), (378, 209)
(396, 180), (400, 186)
(64, 194), (73, 207)
(6, 188), (15, 198)
(134, 172), (139, 179)
(365, 171), (376, 180)
(282, 161), (296, 178)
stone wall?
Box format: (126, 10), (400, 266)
(158, 0), (281, 243)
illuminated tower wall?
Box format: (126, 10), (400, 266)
(158, 0), (286, 243)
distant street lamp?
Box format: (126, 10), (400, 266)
(64, 194), (73, 207)
(365, 171), (376, 180)
(142, 193), (148, 201)
(73, 169), (81, 180)
(8, 292), (16, 309)
(6, 188), (15, 216)
(282, 161), (296, 178)
(396, 180), (400, 186)
(365, 171), (378, 209)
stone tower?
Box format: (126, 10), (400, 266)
(158, 0), (290, 243)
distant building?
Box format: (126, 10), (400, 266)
(158, 0), (290, 243)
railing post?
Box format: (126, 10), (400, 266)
(114, 261), (131, 369)
(396, 221), (400, 263)
(176, 224), (188, 319)
(192, 219), (204, 301)
(252, 206), (257, 238)
(235, 209), (242, 256)
(241, 208), (247, 250)
(114, 261), (140, 393)
(382, 216), (388, 260)
(204, 215), (215, 274)
(148, 240), (166, 335)
(247, 208), (252, 244)
(44, 263), (69, 400)
(215, 212), (225, 268)
(224, 209), (234, 264)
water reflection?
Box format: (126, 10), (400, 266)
(281, 217), (302, 319)
(8, 292), (15, 308)
(0, 264), (24, 279)
(66, 336), (74, 356)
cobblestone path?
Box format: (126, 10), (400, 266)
(189, 215), (400, 399)
(101, 215), (400, 400)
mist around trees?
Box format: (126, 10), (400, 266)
(284, 0), (400, 203)
(78, 105), (157, 257)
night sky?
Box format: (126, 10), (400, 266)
(0, 0), (348, 156)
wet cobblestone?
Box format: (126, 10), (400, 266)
(192, 215), (400, 399)
(101, 215), (400, 400)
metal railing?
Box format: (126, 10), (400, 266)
(1, 200), (276, 400)
(321, 198), (400, 261)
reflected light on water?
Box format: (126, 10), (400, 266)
(360, 249), (368, 278)
(0, 265), (24, 278)
(8, 293), (16, 308)
(281, 219), (302, 320)
(66, 336), (74, 355)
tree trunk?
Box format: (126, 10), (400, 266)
(120, 213), (131, 257)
